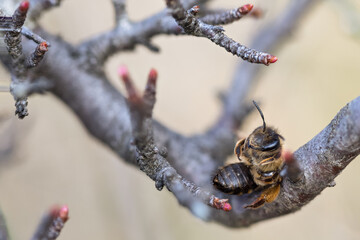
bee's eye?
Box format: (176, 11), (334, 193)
(261, 139), (279, 151)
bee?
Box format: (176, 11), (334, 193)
(213, 101), (285, 209)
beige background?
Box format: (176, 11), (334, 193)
(1, 0), (360, 239)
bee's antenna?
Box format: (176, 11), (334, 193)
(252, 100), (266, 132)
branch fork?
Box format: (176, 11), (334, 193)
(3, 0), (51, 118)
(1, 0), (358, 230)
(119, 65), (232, 212)
(165, 0), (277, 65)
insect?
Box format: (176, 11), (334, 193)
(213, 101), (285, 209)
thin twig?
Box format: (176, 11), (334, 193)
(119, 66), (231, 212)
(31, 205), (69, 240)
(76, 0), (210, 74)
(200, 4), (254, 25)
(165, 0), (277, 65)
(22, 26), (50, 46)
(26, 41), (48, 68)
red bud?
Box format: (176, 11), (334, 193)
(148, 68), (158, 85)
(39, 42), (48, 52)
(59, 205), (69, 222)
(239, 4), (253, 14)
(118, 65), (129, 79)
(19, 0), (30, 12)
(223, 203), (232, 211)
(268, 55), (278, 63)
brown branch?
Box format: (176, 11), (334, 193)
(165, 0), (277, 65)
(120, 66), (231, 212)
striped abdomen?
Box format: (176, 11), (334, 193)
(213, 163), (257, 195)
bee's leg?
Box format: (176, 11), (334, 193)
(259, 157), (274, 166)
(234, 139), (245, 159)
(244, 184), (281, 209)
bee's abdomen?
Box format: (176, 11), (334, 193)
(213, 163), (256, 195)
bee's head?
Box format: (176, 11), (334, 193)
(248, 126), (283, 151)
(248, 101), (284, 152)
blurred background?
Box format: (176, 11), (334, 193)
(0, 0), (360, 239)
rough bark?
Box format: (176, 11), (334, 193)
(0, 0), (359, 229)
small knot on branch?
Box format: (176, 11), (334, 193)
(155, 166), (175, 191)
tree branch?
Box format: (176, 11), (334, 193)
(31, 205), (69, 240)
(209, 97), (360, 227)
(2, 0), (51, 118)
(0, 0), (358, 229)
(119, 66), (231, 213)
(21, 26), (50, 46)
(165, 0), (277, 65)
(75, 10), (180, 75)
(76, 0), (272, 76)
(76, 1), (212, 75)
(199, 4), (254, 26)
